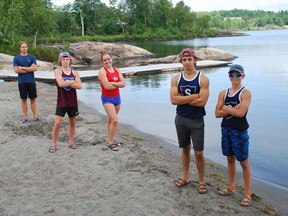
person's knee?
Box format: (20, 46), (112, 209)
(227, 156), (236, 164)
(182, 145), (191, 153)
(110, 117), (118, 125)
(194, 150), (204, 160)
(240, 159), (250, 169)
(54, 118), (63, 128)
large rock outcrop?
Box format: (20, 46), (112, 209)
(146, 47), (237, 64)
(69, 42), (155, 64)
(1, 46), (237, 71)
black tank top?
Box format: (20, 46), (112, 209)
(176, 71), (206, 119)
(221, 87), (249, 130)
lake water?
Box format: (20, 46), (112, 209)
(78, 29), (288, 189)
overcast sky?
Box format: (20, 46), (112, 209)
(51, 0), (288, 12)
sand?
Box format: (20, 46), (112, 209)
(0, 81), (285, 216)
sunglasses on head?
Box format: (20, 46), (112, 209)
(229, 73), (242, 78)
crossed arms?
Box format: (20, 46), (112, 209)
(170, 73), (209, 107)
(98, 67), (125, 90)
(54, 69), (82, 89)
(13, 64), (37, 74)
(215, 89), (251, 118)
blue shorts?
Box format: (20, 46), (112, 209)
(101, 95), (121, 106)
(221, 127), (249, 161)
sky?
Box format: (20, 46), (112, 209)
(51, 0), (288, 12)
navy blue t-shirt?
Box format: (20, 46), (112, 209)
(13, 54), (37, 83)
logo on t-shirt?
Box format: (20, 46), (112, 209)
(63, 77), (74, 91)
(112, 76), (118, 82)
(180, 85), (196, 96)
(225, 101), (238, 119)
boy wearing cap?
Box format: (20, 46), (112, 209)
(215, 64), (252, 207)
(13, 41), (42, 123)
(49, 52), (82, 153)
(170, 48), (210, 194)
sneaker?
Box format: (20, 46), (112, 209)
(19, 118), (29, 123)
(33, 116), (45, 122)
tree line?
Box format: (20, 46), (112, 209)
(1, 0), (287, 59)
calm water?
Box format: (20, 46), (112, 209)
(78, 29), (288, 189)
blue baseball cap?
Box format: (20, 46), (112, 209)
(229, 64), (244, 73)
(59, 52), (71, 59)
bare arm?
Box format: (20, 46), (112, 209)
(170, 75), (199, 105)
(54, 69), (76, 87)
(98, 68), (118, 90)
(222, 89), (251, 118)
(13, 63), (37, 74)
(110, 69), (125, 88)
(187, 73), (209, 107)
(215, 90), (230, 118)
(70, 70), (82, 89)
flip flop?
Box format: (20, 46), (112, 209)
(68, 144), (79, 149)
(107, 143), (119, 151)
(240, 195), (252, 207)
(198, 184), (208, 194)
(49, 146), (57, 153)
(218, 188), (234, 196)
(113, 140), (123, 147)
(174, 178), (190, 188)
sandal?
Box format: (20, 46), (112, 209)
(174, 178), (190, 188)
(198, 184), (208, 194)
(240, 195), (252, 207)
(113, 140), (123, 147)
(49, 146), (57, 153)
(107, 143), (119, 151)
(68, 144), (79, 149)
(218, 188), (234, 196)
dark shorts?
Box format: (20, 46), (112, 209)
(56, 107), (79, 118)
(18, 83), (37, 99)
(221, 127), (249, 161)
(101, 95), (121, 106)
(175, 114), (205, 151)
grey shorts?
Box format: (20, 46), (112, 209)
(175, 114), (205, 151)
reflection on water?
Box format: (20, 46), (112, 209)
(78, 29), (288, 188)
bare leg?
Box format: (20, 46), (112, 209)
(240, 159), (251, 197)
(226, 156), (236, 191)
(21, 99), (28, 119)
(68, 116), (76, 145)
(174, 145), (191, 188)
(103, 103), (120, 144)
(51, 115), (63, 147)
(30, 98), (38, 120)
(194, 150), (205, 185)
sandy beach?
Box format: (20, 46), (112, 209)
(0, 81), (285, 215)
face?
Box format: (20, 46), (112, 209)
(229, 71), (244, 83)
(20, 43), (28, 54)
(60, 57), (71, 66)
(102, 54), (112, 67)
(181, 56), (196, 69)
